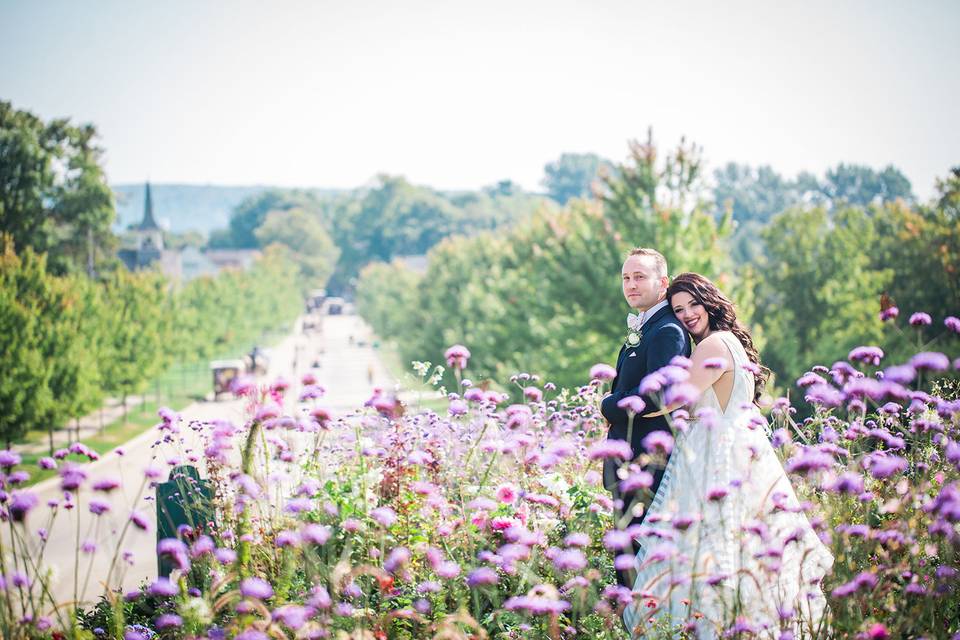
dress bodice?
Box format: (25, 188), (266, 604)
(694, 331), (755, 419)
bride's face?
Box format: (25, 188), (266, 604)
(671, 292), (710, 339)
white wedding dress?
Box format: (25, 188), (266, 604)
(623, 332), (833, 638)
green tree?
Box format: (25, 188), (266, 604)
(0, 101), (117, 275)
(542, 152), (611, 204)
(329, 175), (462, 290)
(0, 238), (54, 446)
(360, 133), (735, 392)
(99, 269), (169, 419)
(211, 190), (325, 249)
(255, 208), (339, 293)
(753, 206), (892, 390)
(815, 163), (914, 207)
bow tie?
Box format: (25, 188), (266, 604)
(627, 313), (644, 331)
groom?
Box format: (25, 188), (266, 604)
(600, 247), (691, 587)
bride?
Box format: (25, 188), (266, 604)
(622, 273), (833, 638)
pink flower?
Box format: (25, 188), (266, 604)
(879, 306), (899, 322)
(495, 483), (518, 504)
(586, 440), (633, 461)
(702, 357), (728, 370)
(444, 344), (471, 369)
(866, 623), (890, 640)
(945, 316), (960, 334)
(523, 386), (543, 402)
(589, 364), (617, 381)
(641, 431), (674, 455)
(616, 395), (646, 414)
(909, 312), (932, 326)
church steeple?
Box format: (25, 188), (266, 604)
(137, 181), (160, 231)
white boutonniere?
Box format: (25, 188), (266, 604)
(626, 313), (643, 347)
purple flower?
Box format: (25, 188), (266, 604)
(523, 386), (542, 402)
(619, 471), (653, 493)
(191, 535), (215, 557)
(129, 511), (150, 531)
(945, 316), (960, 334)
(37, 457), (57, 470)
(880, 306), (899, 322)
(275, 530), (300, 548)
(240, 577), (274, 600)
(613, 554), (635, 570)
(616, 395), (646, 414)
(909, 312), (932, 326)
(147, 578), (178, 597)
(444, 344), (471, 369)
(825, 472), (864, 495)
(864, 453), (908, 479)
(553, 549), (587, 571)
(586, 440), (633, 461)
(910, 351), (950, 372)
(702, 357), (729, 370)
(272, 604), (310, 630)
(945, 440), (960, 470)
(466, 567), (498, 587)
(830, 571), (877, 597)
(602, 529), (633, 551)
(59, 464), (87, 492)
(384, 547), (411, 573)
(785, 450), (835, 475)
(804, 384), (843, 408)
(590, 364), (617, 381)
(155, 614), (182, 629)
(88, 500), (111, 516)
(8, 491), (38, 522)
(881, 364), (916, 384)
(0, 450), (22, 468)
(664, 382), (699, 406)
(564, 532), (590, 547)
(157, 538), (190, 571)
(301, 523), (332, 545)
(214, 547), (237, 564)
(92, 477), (120, 492)
(448, 399), (468, 416)
(706, 486), (729, 501)
(638, 372), (666, 395)
(641, 431), (674, 455)
(370, 506), (397, 528)
(796, 372), (826, 388)
(771, 428), (792, 447)
(234, 632), (268, 640)
(849, 346), (884, 366)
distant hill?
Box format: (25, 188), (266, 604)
(112, 184), (270, 236)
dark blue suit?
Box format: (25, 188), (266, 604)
(600, 303), (691, 585)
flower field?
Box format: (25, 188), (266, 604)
(1, 317), (959, 640)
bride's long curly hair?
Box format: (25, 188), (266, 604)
(666, 272), (770, 403)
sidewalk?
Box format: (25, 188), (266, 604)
(15, 394), (154, 456)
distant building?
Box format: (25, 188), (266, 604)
(118, 182), (259, 282)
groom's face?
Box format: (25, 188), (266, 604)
(621, 255), (667, 311)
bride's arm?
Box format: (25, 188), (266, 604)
(642, 333), (732, 417)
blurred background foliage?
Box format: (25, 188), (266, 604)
(2, 100), (958, 443)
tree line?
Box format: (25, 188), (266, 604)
(0, 101), (303, 447)
(356, 133), (959, 398)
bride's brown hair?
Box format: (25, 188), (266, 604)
(666, 272), (770, 403)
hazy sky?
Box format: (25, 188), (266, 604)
(2, 0), (957, 198)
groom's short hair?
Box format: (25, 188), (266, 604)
(627, 247), (668, 279)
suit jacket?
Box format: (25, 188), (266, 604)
(600, 304), (691, 492)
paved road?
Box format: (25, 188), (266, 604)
(2, 314), (396, 614)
